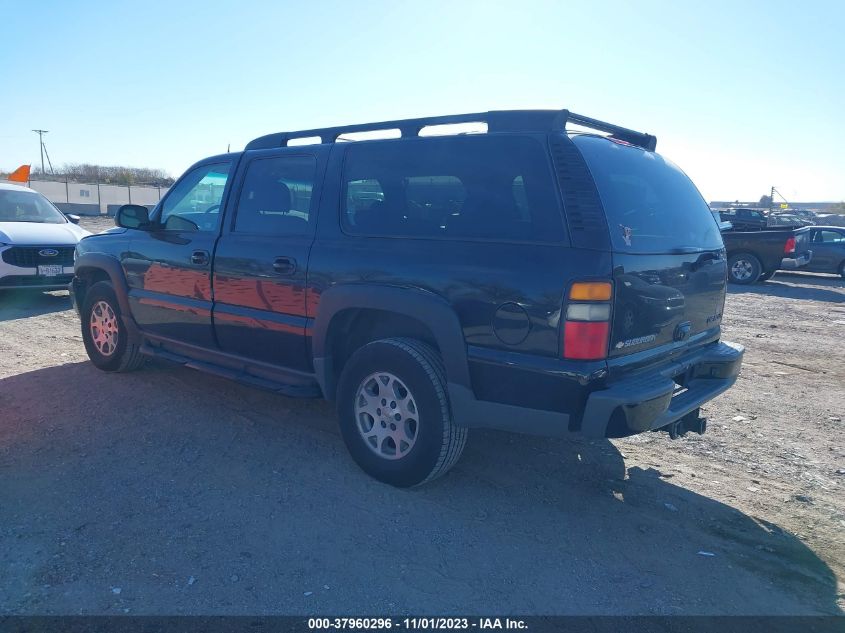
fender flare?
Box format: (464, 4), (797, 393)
(74, 253), (140, 339)
(311, 284), (471, 400)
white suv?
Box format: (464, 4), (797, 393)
(0, 182), (90, 291)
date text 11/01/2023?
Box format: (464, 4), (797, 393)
(307, 618), (528, 630)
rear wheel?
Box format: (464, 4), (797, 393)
(728, 253), (761, 284)
(336, 337), (467, 487)
(81, 281), (145, 372)
(839, 261), (845, 279)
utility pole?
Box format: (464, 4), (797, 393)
(32, 129), (48, 175)
(42, 142), (54, 175)
(770, 186), (775, 213)
(771, 186), (788, 211)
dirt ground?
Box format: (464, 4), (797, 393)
(0, 216), (843, 615)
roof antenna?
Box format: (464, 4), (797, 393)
(227, 143), (230, 153)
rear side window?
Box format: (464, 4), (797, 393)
(342, 136), (564, 241)
(235, 155), (317, 235)
(816, 230), (845, 243)
(573, 135), (723, 253)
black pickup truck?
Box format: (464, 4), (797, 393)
(722, 226), (813, 283)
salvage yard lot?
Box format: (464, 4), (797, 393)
(1, 218), (843, 615)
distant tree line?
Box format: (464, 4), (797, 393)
(15, 164), (175, 187)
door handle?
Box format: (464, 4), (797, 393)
(191, 250), (210, 266)
(272, 256), (297, 275)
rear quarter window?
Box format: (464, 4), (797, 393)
(341, 136), (565, 242)
(573, 135), (723, 253)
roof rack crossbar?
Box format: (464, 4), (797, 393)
(564, 111), (657, 151)
(245, 109), (656, 151)
(246, 112), (496, 150)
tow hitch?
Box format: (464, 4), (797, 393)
(664, 409), (707, 439)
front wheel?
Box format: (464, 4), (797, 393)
(728, 253), (762, 284)
(81, 281), (145, 372)
(336, 338), (467, 487)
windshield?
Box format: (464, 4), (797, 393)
(573, 135), (723, 253)
(0, 189), (68, 224)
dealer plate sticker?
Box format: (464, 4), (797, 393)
(38, 265), (63, 277)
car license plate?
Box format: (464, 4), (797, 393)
(38, 264), (63, 277)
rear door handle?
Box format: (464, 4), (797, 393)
(191, 250), (210, 266)
(272, 256), (297, 275)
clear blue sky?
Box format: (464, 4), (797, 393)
(1, 0), (843, 201)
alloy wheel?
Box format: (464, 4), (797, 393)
(731, 259), (754, 281)
(90, 300), (119, 357)
(354, 372), (419, 460)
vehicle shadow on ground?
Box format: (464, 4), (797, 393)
(0, 290), (72, 322)
(729, 274), (844, 303)
(0, 360), (840, 615)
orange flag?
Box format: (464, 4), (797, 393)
(7, 164), (31, 183)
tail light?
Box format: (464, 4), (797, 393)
(784, 236), (796, 255)
(563, 282), (612, 360)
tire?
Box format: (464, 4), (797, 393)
(758, 270), (775, 282)
(839, 261), (845, 280)
(81, 281), (145, 372)
(336, 337), (468, 487)
(728, 253), (762, 284)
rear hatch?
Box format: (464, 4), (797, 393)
(573, 135), (727, 361)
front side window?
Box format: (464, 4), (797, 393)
(0, 190), (67, 224)
(159, 162), (231, 232)
(234, 155), (317, 235)
(341, 136), (564, 241)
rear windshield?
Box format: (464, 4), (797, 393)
(573, 135), (723, 253)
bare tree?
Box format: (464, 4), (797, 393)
(29, 163), (174, 186)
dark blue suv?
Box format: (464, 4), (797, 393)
(71, 110), (743, 486)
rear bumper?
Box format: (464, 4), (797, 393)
(581, 340), (744, 438)
(781, 251), (812, 269)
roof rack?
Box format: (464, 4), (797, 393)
(245, 109), (657, 152)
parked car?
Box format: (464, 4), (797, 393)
(0, 182), (90, 291)
(801, 226), (845, 277)
(790, 208), (818, 223)
(721, 226), (812, 283)
(769, 212), (813, 227)
(719, 208), (769, 230)
(71, 109), (743, 486)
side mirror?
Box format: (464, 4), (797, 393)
(65, 213), (81, 224)
(115, 204), (151, 229)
